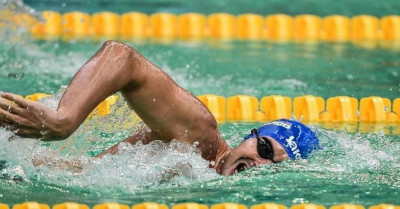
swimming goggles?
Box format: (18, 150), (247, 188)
(251, 128), (276, 163)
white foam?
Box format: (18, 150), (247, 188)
(0, 91), (219, 192)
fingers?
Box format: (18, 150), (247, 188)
(0, 118), (23, 132)
(0, 100), (25, 116)
(1, 93), (31, 108)
(0, 118), (12, 126)
(0, 92), (50, 139)
(0, 108), (37, 132)
(0, 108), (31, 127)
(0, 98), (37, 128)
(14, 127), (43, 138)
(0, 117), (11, 124)
(0, 120), (43, 138)
(0, 93), (45, 139)
(0, 119), (12, 130)
(0, 92), (28, 116)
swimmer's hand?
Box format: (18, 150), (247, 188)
(0, 92), (70, 140)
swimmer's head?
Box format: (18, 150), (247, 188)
(218, 119), (320, 176)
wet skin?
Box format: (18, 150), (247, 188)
(0, 41), (289, 175)
(218, 136), (289, 176)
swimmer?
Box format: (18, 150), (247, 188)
(0, 41), (319, 176)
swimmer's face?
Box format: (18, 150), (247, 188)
(220, 137), (289, 176)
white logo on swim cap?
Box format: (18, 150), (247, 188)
(270, 121), (291, 129)
(286, 136), (301, 159)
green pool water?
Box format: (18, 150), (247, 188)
(1, 0), (400, 207)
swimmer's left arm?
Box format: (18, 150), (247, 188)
(32, 155), (83, 173)
(94, 125), (157, 158)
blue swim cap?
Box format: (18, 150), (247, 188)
(243, 119), (320, 160)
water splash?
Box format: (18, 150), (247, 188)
(29, 140), (218, 194)
(0, 91), (219, 195)
(1, 94), (400, 204)
(297, 128), (400, 186)
(0, 0), (38, 46)
(0, 0), (35, 14)
(0, 0), (399, 204)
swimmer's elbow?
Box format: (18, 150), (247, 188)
(102, 40), (147, 88)
(102, 40), (138, 55)
(102, 40), (141, 70)
(103, 40), (125, 48)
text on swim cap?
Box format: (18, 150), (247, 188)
(286, 136), (301, 159)
(269, 121), (291, 129)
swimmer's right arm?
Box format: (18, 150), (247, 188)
(0, 41), (150, 140)
(0, 41), (136, 139)
(0, 41), (224, 161)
